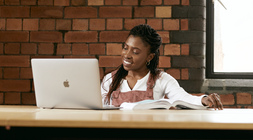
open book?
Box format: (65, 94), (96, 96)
(120, 99), (207, 110)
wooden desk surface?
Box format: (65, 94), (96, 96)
(1, 105), (253, 130)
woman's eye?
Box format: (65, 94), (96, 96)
(133, 51), (139, 54)
(123, 45), (128, 50)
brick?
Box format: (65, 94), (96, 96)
(57, 44), (71, 55)
(147, 19), (162, 30)
(0, 80), (30, 92)
(107, 19), (123, 30)
(71, 0), (86, 6)
(21, 0), (36, 5)
(65, 7), (97, 18)
(181, 68), (189, 80)
(158, 56), (171, 68)
(20, 68), (32, 79)
(220, 94), (235, 105)
(181, 19), (188, 30)
(89, 43), (105, 55)
(123, 0), (138, 5)
(181, 44), (189, 55)
(100, 31), (129, 42)
(105, 68), (116, 74)
(159, 45), (164, 55)
(0, 93), (3, 104)
(172, 6), (188, 18)
(38, 43), (54, 54)
(0, 31), (29, 42)
(56, 19), (71, 30)
(156, 6), (172, 18)
(181, 0), (189, 5)
(0, 6), (30, 17)
(0, 19), (5, 30)
(72, 19), (88, 30)
(22, 93), (36, 105)
(157, 31), (170, 43)
(99, 67), (104, 80)
(245, 106), (253, 109)
(164, 44), (180, 55)
(188, 7), (205, 18)
(0, 68), (2, 78)
(5, 0), (19, 5)
(54, 0), (69, 6)
(166, 69), (180, 79)
(31, 56), (62, 59)
(3, 68), (19, 79)
(237, 93), (252, 104)
(189, 19), (205, 31)
(72, 44), (88, 55)
(88, 0), (104, 5)
(0, 43), (3, 54)
(5, 92), (21, 104)
(141, 0), (162, 5)
(105, 0), (121, 5)
(124, 19), (146, 30)
(188, 68), (203, 80)
(0, 56), (30, 67)
(23, 19), (38, 31)
(65, 31), (98, 43)
(107, 43), (122, 55)
(163, 19), (179, 30)
(99, 56), (122, 67)
(99, 7), (132, 18)
(134, 7), (154, 18)
(21, 43), (37, 54)
(64, 56), (95, 59)
(5, 43), (20, 54)
(31, 7), (63, 18)
(164, 0), (180, 5)
(170, 31), (204, 43)
(39, 19), (55, 30)
(90, 19), (105, 30)
(6, 19), (22, 30)
(172, 56), (204, 68)
(38, 0), (53, 5)
(30, 31), (62, 42)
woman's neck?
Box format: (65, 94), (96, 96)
(127, 69), (149, 80)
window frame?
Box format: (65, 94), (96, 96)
(206, 0), (253, 79)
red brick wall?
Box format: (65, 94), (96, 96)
(0, 0), (252, 108)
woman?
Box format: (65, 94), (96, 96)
(101, 24), (223, 110)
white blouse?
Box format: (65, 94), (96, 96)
(101, 71), (205, 106)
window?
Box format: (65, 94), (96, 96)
(206, 0), (253, 79)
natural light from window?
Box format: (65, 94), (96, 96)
(214, 0), (253, 72)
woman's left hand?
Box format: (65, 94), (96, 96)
(202, 93), (223, 110)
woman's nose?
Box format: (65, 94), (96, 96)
(123, 50), (132, 58)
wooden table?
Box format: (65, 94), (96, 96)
(1, 105), (253, 139)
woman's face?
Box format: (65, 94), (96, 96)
(122, 35), (154, 72)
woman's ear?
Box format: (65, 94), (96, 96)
(147, 53), (155, 62)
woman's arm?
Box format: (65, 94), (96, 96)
(100, 73), (112, 105)
(201, 93), (223, 110)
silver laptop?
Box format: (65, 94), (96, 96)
(31, 58), (118, 110)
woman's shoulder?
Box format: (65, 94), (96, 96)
(158, 71), (175, 79)
(156, 71), (178, 84)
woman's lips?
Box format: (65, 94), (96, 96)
(123, 60), (132, 66)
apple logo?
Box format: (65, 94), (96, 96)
(63, 80), (69, 87)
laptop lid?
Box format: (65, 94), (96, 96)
(31, 58), (104, 109)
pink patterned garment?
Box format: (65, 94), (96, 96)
(111, 71), (156, 107)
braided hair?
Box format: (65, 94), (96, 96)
(104, 24), (162, 104)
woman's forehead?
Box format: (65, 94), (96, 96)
(125, 35), (149, 49)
